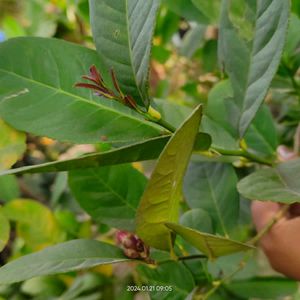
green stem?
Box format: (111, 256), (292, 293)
(149, 115), (274, 166)
(213, 147), (274, 166)
(157, 254), (207, 266)
(156, 118), (177, 133)
(249, 204), (289, 245)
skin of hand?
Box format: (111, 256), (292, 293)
(252, 201), (300, 280)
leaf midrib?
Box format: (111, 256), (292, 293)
(125, 0), (145, 103)
(0, 69), (158, 129)
(91, 169), (137, 212)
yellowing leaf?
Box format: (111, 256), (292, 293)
(165, 222), (254, 260)
(2, 199), (65, 250)
(0, 119), (26, 171)
(136, 105), (202, 250)
(0, 209), (10, 252)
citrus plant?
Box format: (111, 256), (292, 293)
(0, 0), (300, 299)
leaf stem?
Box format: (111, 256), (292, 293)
(155, 118), (177, 133)
(249, 204), (290, 245)
(150, 115), (274, 166)
(157, 254), (207, 265)
(213, 147), (274, 166)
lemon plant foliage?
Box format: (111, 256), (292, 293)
(0, 0), (298, 298)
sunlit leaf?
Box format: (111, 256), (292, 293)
(0, 209), (10, 252)
(2, 199), (65, 249)
(136, 105), (202, 250)
(0, 119), (26, 171)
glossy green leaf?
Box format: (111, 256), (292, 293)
(0, 210), (10, 252)
(0, 37), (163, 144)
(0, 134), (211, 176)
(226, 277), (298, 299)
(0, 119), (26, 171)
(137, 261), (195, 300)
(69, 164), (147, 231)
(165, 223), (254, 260)
(136, 105), (203, 250)
(89, 0), (159, 108)
(184, 162), (239, 235)
(219, 0), (290, 137)
(237, 159), (300, 203)
(2, 199), (65, 249)
(0, 239), (129, 284)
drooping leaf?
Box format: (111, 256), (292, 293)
(184, 162), (239, 235)
(0, 239), (129, 284)
(237, 159), (300, 203)
(0, 119), (26, 171)
(2, 199), (65, 249)
(0, 37), (164, 144)
(89, 0), (160, 108)
(69, 164), (147, 231)
(0, 133), (211, 176)
(136, 105), (203, 250)
(137, 261), (195, 300)
(219, 0), (290, 137)
(225, 277), (298, 299)
(0, 209), (10, 252)
(165, 223), (254, 260)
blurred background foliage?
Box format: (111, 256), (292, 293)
(0, 0), (300, 299)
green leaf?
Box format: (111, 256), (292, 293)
(0, 210), (10, 252)
(89, 0), (159, 108)
(192, 0), (221, 23)
(244, 105), (278, 159)
(0, 175), (20, 202)
(162, 0), (209, 23)
(165, 223), (254, 260)
(0, 119), (26, 171)
(237, 159), (300, 203)
(137, 261), (195, 300)
(226, 277), (298, 299)
(2, 199), (65, 249)
(136, 105), (203, 250)
(181, 209), (213, 234)
(69, 164), (147, 231)
(219, 0), (290, 137)
(180, 25), (206, 58)
(0, 134), (211, 176)
(184, 162), (239, 235)
(0, 37), (163, 144)
(0, 239), (129, 284)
